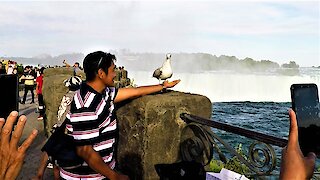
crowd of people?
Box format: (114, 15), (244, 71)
(0, 51), (317, 180)
(0, 60), (19, 75)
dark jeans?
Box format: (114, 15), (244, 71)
(23, 85), (34, 103)
(38, 94), (45, 116)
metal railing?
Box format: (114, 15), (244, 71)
(179, 113), (288, 178)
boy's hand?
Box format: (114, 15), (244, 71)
(163, 79), (181, 88)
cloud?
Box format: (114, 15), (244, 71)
(0, 1), (318, 66)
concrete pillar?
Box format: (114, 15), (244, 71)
(116, 91), (212, 179)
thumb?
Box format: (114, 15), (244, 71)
(288, 109), (299, 147)
(305, 152), (316, 164)
(305, 152), (316, 178)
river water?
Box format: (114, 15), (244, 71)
(129, 67), (320, 177)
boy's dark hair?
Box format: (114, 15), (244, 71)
(83, 51), (116, 81)
(39, 67), (45, 75)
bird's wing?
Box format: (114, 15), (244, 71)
(152, 68), (162, 78)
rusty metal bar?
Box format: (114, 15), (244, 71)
(180, 113), (288, 147)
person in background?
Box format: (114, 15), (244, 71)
(60, 51), (180, 180)
(0, 63), (6, 74)
(73, 62), (82, 76)
(0, 111), (38, 179)
(20, 66), (35, 104)
(63, 60), (71, 68)
(13, 67), (18, 75)
(6, 65), (13, 75)
(63, 60), (82, 77)
(36, 67), (45, 120)
(279, 109), (316, 179)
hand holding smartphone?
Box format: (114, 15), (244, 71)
(291, 83), (320, 156)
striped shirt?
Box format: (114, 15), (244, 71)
(61, 83), (118, 180)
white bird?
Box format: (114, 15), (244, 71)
(153, 53), (173, 82)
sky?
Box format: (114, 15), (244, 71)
(0, 1), (319, 67)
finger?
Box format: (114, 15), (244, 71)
(281, 145), (287, 155)
(10, 115), (27, 149)
(0, 118), (4, 145)
(305, 152), (316, 164)
(0, 118), (5, 134)
(288, 109), (299, 147)
(305, 152), (316, 178)
(4, 160), (24, 180)
(18, 129), (38, 153)
(1, 111), (19, 144)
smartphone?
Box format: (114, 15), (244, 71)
(291, 83), (320, 156)
(0, 74), (19, 119)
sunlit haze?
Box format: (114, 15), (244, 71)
(0, 1), (319, 67)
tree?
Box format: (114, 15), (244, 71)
(281, 61), (299, 68)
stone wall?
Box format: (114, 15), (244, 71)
(42, 68), (79, 135)
(116, 91), (212, 179)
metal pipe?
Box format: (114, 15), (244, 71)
(180, 113), (288, 147)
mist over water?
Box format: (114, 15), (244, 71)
(128, 68), (320, 102)
(6, 51), (319, 102)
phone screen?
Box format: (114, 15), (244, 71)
(0, 74), (19, 119)
(291, 84), (320, 156)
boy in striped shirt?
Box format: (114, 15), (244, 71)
(61, 51), (180, 180)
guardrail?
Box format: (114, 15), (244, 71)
(179, 113), (287, 178)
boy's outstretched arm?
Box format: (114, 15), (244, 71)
(114, 79), (180, 103)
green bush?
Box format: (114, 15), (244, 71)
(208, 144), (250, 175)
(209, 159), (224, 172)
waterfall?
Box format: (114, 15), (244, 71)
(128, 68), (320, 102)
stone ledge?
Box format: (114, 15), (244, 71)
(116, 91), (212, 179)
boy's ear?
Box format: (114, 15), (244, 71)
(97, 68), (104, 78)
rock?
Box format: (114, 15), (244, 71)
(42, 74), (71, 135)
(42, 68), (86, 135)
(44, 67), (85, 77)
(116, 91), (212, 179)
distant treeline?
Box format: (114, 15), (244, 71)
(116, 52), (301, 75)
(1, 51), (306, 75)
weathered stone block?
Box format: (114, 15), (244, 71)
(42, 74), (71, 135)
(116, 91), (212, 179)
(44, 67), (85, 77)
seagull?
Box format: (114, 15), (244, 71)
(153, 53), (173, 83)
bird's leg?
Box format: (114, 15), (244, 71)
(160, 80), (168, 93)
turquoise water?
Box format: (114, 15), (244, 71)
(210, 102), (292, 176)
